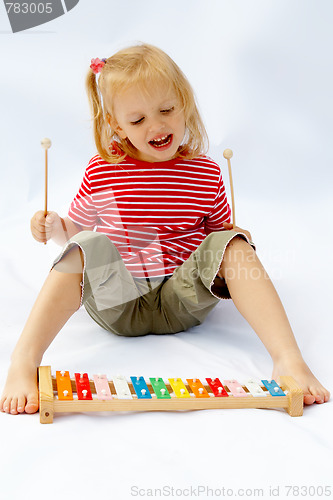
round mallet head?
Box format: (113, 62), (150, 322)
(223, 148), (233, 160)
(41, 138), (52, 150)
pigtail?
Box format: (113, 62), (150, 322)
(85, 69), (125, 164)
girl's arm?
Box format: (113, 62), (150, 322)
(31, 211), (92, 245)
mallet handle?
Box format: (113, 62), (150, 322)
(223, 149), (236, 229)
(44, 149), (48, 218)
(41, 138), (52, 245)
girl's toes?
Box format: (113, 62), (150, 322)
(0, 397), (6, 412)
(10, 397), (19, 415)
(17, 395), (26, 413)
(3, 397), (11, 413)
(1, 398), (8, 413)
(314, 389), (327, 404)
(303, 393), (316, 405)
(25, 393), (39, 414)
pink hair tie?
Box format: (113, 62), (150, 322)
(90, 58), (106, 74)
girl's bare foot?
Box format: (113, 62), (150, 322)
(0, 359), (39, 415)
(273, 355), (330, 406)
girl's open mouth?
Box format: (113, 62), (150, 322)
(148, 134), (173, 150)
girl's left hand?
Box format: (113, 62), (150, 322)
(222, 222), (252, 242)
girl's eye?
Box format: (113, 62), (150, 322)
(161, 107), (174, 114)
(131, 117), (144, 125)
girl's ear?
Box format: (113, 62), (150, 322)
(107, 114), (127, 139)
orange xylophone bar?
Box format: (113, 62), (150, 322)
(38, 366), (303, 423)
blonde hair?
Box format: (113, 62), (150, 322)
(86, 43), (208, 163)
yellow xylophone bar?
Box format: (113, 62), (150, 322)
(38, 366), (303, 424)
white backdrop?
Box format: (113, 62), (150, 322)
(0, 1), (332, 499)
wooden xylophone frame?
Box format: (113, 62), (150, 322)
(38, 366), (303, 423)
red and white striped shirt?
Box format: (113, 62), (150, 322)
(68, 153), (231, 278)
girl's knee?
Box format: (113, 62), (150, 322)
(226, 234), (250, 248)
(218, 236), (255, 277)
(53, 245), (84, 274)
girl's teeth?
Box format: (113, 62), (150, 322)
(150, 134), (171, 147)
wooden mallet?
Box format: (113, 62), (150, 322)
(41, 138), (52, 244)
(223, 148), (236, 229)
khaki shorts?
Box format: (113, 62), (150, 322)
(53, 230), (254, 336)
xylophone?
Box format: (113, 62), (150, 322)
(38, 366), (303, 423)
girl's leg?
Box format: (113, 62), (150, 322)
(0, 247), (83, 415)
(218, 237), (330, 405)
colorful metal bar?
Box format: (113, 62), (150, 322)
(55, 370), (73, 400)
(262, 379), (285, 396)
(206, 378), (229, 397)
(113, 375), (132, 399)
(244, 379), (267, 397)
(130, 376), (152, 399)
(186, 378), (210, 398)
(224, 379), (248, 397)
(149, 377), (171, 399)
(93, 374), (112, 400)
(75, 373), (93, 400)
(168, 378), (190, 398)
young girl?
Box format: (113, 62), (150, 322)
(0, 43), (329, 415)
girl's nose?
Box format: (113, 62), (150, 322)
(147, 116), (166, 134)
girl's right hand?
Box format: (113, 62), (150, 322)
(222, 222), (252, 242)
(30, 210), (62, 243)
